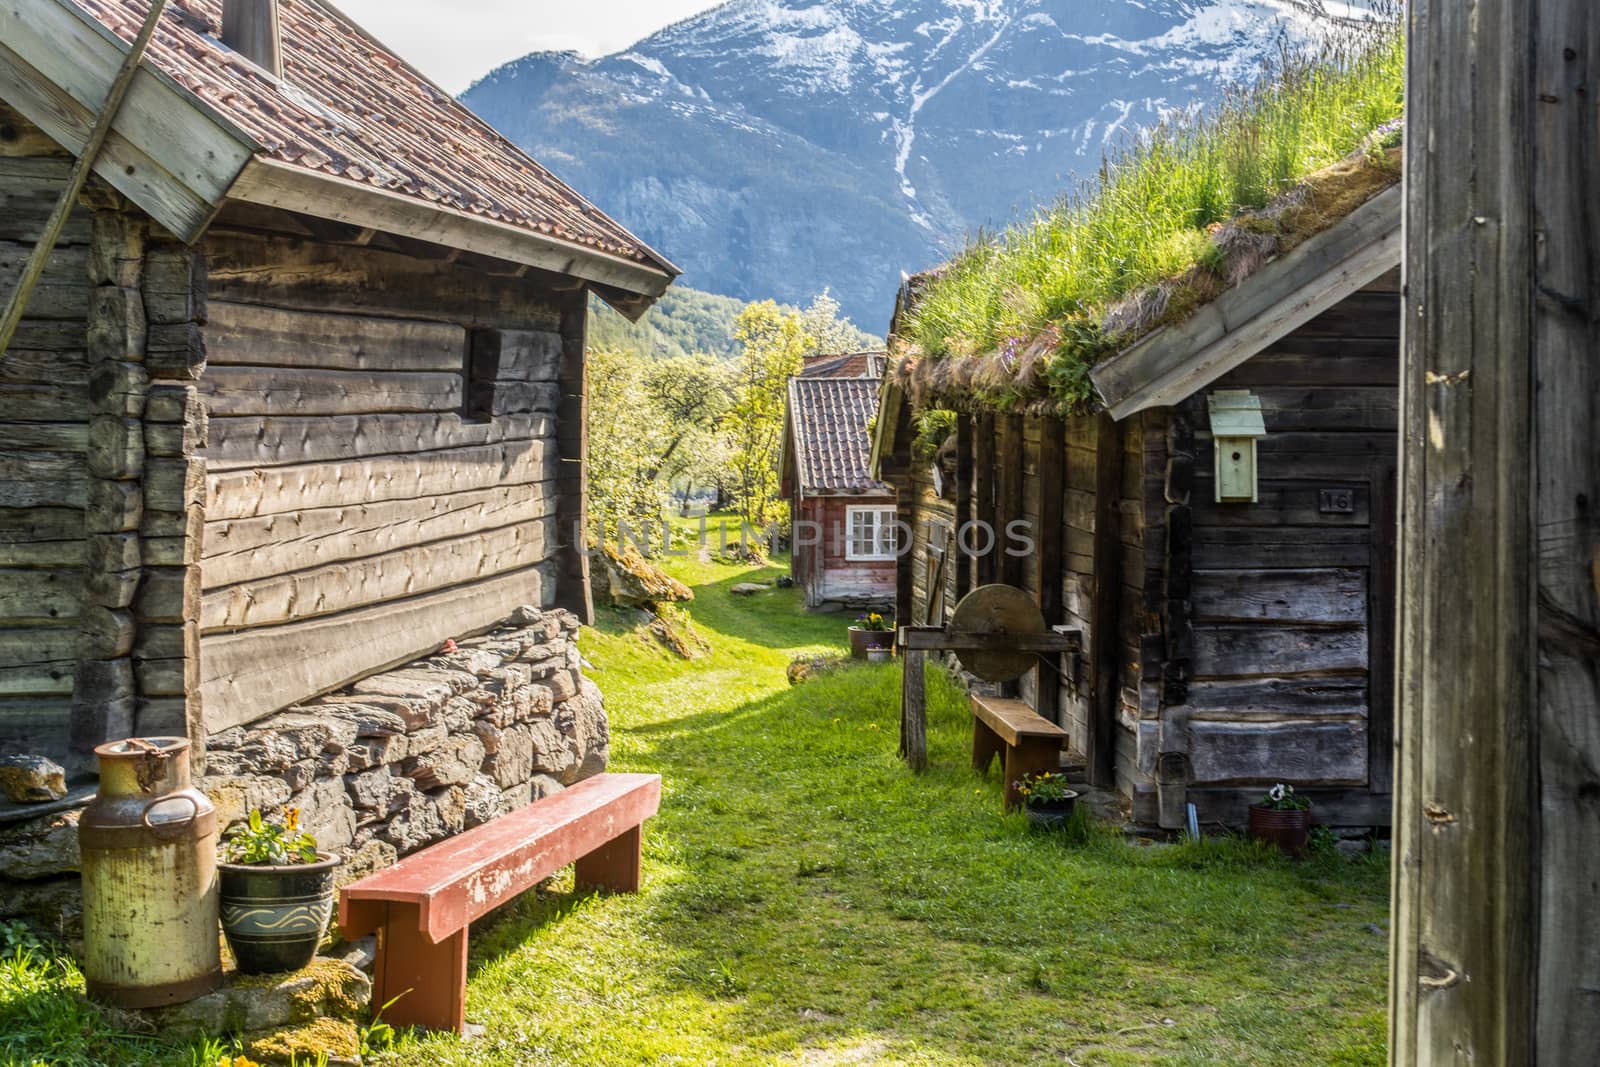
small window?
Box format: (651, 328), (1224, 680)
(846, 506), (898, 561)
(463, 327), (501, 422)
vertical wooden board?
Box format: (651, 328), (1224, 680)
(998, 415), (1024, 588)
(974, 413), (997, 586)
(1393, 0), (1543, 1061)
(955, 415), (974, 598)
(1529, 0), (1600, 1053)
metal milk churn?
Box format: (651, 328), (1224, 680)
(79, 737), (223, 1007)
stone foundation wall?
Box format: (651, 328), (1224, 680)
(0, 606), (608, 930)
(200, 606), (607, 866)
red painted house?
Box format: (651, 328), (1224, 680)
(779, 356), (896, 609)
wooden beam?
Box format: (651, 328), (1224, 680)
(1092, 184), (1402, 419)
(997, 414), (1023, 588)
(226, 158), (675, 301)
(0, 1), (254, 240)
(1391, 0), (1600, 1061)
(896, 627), (1082, 654)
(200, 563), (555, 732)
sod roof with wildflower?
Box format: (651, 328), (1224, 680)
(894, 9), (1405, 416)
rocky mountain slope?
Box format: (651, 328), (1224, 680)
(465, 0), (1364, 328)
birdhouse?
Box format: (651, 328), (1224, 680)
(1208, 390), (1267, 503)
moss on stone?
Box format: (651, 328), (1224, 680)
(244, 1017), (360, 1065)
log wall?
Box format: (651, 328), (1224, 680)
(195, 221), (578, 732)
(0, 106), (89, 759)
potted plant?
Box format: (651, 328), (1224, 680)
(1248, 783), (1312, 855)
(848, 612), (894, 659)
(1016, 772), (1080, 830)
(218, 808), (341, 974)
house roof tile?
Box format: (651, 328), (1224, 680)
(788, 377), (890, 495)
(72, 0), (671, 272)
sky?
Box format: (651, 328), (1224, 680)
(337, 0), (727, 93)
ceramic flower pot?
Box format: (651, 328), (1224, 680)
(1024, 792), (1080, 830)
(849, 627), (894, 659)
(1247, 805), (1311, 855)
(866, 647), (893, 664)
(218, 852), (341, 974)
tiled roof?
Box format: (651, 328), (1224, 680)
(787, 377), (891, 495)
(799, 351), (888, 380)
(72, 0), (671, 271)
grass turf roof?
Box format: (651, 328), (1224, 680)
(897, 9), (1405, 416)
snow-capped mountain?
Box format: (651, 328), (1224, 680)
(464, 0), (1362, 329)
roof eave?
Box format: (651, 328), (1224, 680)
(1090, 183), (1403, 419)
(226, 157), (678, 301)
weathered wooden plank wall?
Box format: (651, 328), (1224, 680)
(795, 495), (897, 608)
(1391, 0), (1600, 1059)
(197, 222), (572, 731)
(0, 107), (87, 758)
(1163, 284), (1400, 822)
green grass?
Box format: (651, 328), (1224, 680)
(2, 548), (1391, 1065)
(380, 550), (1390, 1066)
(904, 8), (1405, 409)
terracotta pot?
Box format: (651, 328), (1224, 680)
(218, 852), (341, 974)
(848, 627), (895, 659)
(1248, 805), (1311, 855)
(1025, 792), (1080, 830)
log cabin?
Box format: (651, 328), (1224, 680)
(874, 156), (1402, 832)
(779, 353), (896, 609)
(0, 0), (677, 783)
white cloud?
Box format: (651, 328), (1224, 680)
(335, 0), (726, 93)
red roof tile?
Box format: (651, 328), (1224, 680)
(71, 0), (671, 272)
(787, 377), (891, 495)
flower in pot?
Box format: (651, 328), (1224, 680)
(848, 612), (895, 659)
(1248, 783), (1312, 855)
(1016, 772), (1080, 830)
(218, 808), (341, 974)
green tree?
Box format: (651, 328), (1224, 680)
(799, 289), (880, 356)
(726, 301), (809, 528)
(586, 347), (667, 539)
(643, 354), (735, 481)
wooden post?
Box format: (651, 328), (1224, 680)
(1088, 413), (1125, 788)
(1392, 0), (1600, 1062)
(1034, 417), (1065, 727)
(974, 413), (997, 585)
(998, 414), (1024, 588)
(556, 292), (594, 625)
(955, 414), (974, 598)
(899, 648), (927, 772)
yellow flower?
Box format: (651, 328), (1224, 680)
(284, 807), (300, 832)
(220, 1056), (262, 1067)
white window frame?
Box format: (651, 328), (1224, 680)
(845, 505), (898, 562)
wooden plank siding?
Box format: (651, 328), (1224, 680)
(792, 495), (897, 608)
(196, 221), (576, 731)
(1166, 286), (1400, 802)
(0, 123), (90, 757)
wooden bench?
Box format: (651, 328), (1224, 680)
(970, 694), (1069, 811)
(338, 772), (661, 1033)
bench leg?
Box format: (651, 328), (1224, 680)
(574, 824), (642, 894)
(1003, 739), (1064, 812)
(372, 902), (469, 1034)
(972, 716), (1005, 775)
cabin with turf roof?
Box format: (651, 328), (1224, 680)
(873, 141), (1404, 832)
(780, 351), (896, 609)
(0, 0), (676, 857)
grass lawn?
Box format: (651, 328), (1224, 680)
(0, 546), (1391, 1066)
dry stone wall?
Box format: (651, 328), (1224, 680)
(199, 605), (607, 864)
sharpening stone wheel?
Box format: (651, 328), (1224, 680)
(949, 584), (1046, 683)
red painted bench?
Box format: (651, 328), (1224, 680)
(338, 771), (661, 1033)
